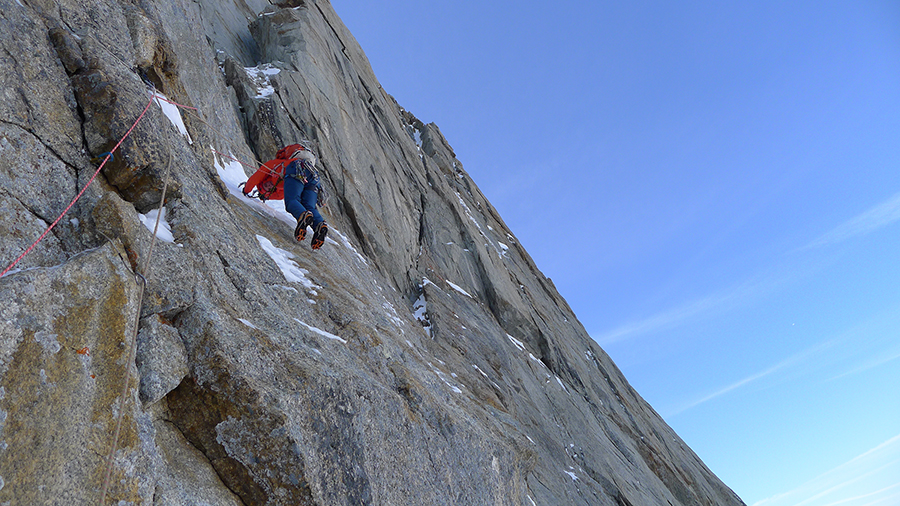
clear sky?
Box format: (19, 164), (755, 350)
(330, 2), (900, 504)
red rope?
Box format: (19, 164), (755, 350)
(152, 93), (198, 111)
(0, 94), (156, 279)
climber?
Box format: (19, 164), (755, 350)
(242, 143), (328, 249)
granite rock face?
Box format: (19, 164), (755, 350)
(0, 1), (745, 505)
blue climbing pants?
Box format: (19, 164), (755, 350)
(283, 160), (324, 227)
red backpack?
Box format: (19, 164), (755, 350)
(276, 144), (306, 160)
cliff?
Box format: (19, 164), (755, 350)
(0, 0), (745, 504)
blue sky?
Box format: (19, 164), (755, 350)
(331, 1), (900, 504)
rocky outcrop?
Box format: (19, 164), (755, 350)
(0, 0), (745, 505)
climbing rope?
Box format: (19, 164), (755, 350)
(0, 94), (156, 279)
(0, 91), (267, 279)
(98, 149), (174, 504)
(0, 78), (275, 503)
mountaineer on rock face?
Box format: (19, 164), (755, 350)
(243, 143), (329, 249)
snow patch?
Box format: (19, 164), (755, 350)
(245, 64), (281, 99)
(507, 334), (526, 352)
(447, 280), (473, 299)
(413, 293), (432, 337)
(211, 147), (296, 227)
(256, 235), (321, 291)
(153, 93), (192, 144)
(296, 319), (347, 343)
(138, 207), (177, 244)
(238, 318), (258, 330)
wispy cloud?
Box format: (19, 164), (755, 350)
(752, 434), (900, 506)
(593, 292), (723, 346)
(804, 191), (900, 250)
(828, 303), (900, 381)
(665, 339), (834, 417)
(830, 348), (900, 382)
(667, 305), (900, 417)
(594, 194), (900, 347)
(593, 269), (794, 346)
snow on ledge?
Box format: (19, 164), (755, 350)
(446, 280), (473, 299)
(256, 235), (320, 291)
(295, 319), (347, 343)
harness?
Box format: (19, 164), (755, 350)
(285, 159), (318, 184)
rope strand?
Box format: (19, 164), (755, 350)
(99, 151), (174, 504)
(0, 84), (273, 503)
(0, 94), (156, 278)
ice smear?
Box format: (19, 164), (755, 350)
(383, 302), (405, 329)
(139, 207), (177, 244)
(455, 190), (504, 258)
(153, 93), (192, 144)
(256, 235), (321, 291)
(555, 376), (568, 391)
(296, 319), (347, 343)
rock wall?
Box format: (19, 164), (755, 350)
(0, 0), (745, 504)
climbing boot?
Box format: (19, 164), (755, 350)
(311, 221), (328, 250)
(294, 211), (313, 242)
